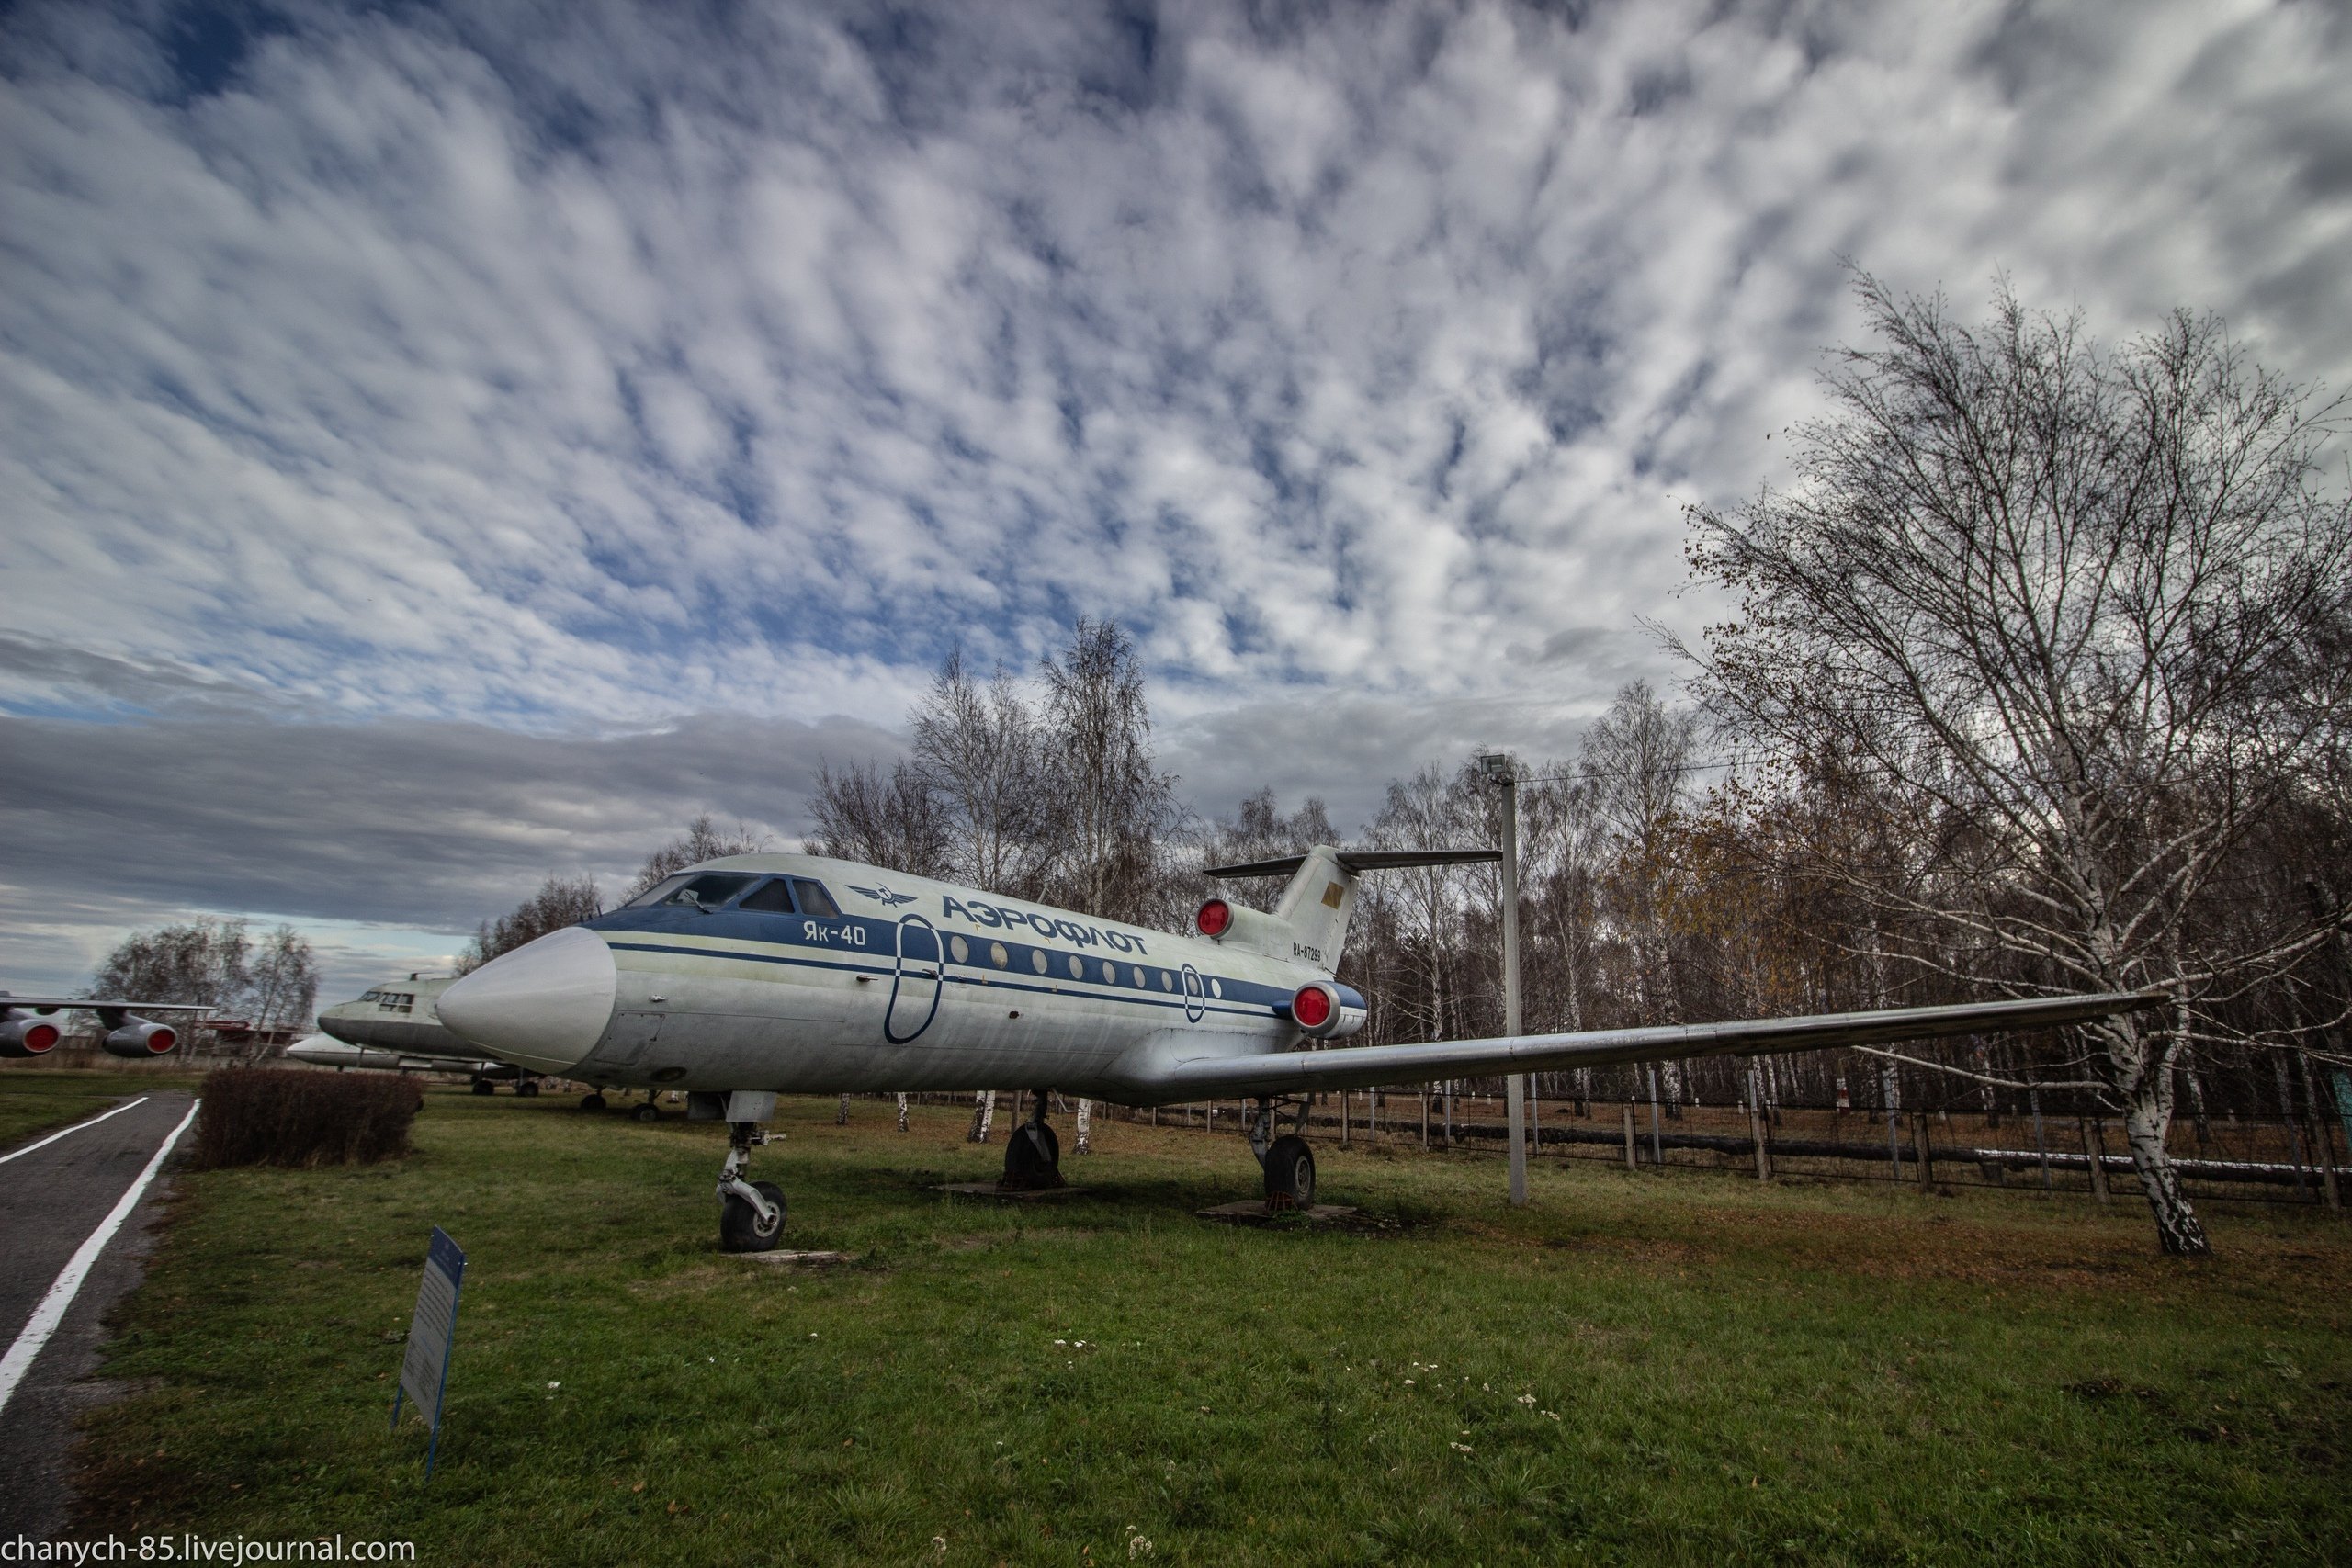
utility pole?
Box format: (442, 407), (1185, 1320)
(1481, 751), (1527, 1206)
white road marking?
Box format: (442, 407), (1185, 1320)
(0, 1097), (149, 1166)
(0, 1099), (199, 1418)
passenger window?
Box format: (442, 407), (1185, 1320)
(791, 880), (842, 918)
(738, 879), (797, 914)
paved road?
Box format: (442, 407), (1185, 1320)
(0, 1092), (198, 1541)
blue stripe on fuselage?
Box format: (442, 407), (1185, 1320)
(585, 906), (1294, 1018)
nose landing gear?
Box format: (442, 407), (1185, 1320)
(716, 1092), (785, 1253)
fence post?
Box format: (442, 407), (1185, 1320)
(2306, 1114), (2341, 1211)
(1911, 1111), (1934, 1193)
(1748, 1066), (1773, 1182)
(1623, 1102), (1638, 1170)
(2080, 1119), (2112, 1204)
(2030, 1090), (2052, 1192)
(1646, 1066), (1666, 1168)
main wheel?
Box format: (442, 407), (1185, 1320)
(579, 1093), (606, 1112)
(632, 1102), (661, 1123)
(470, 1078), (495, 1097)
(1263, 1134), (1316, 1210)
(515, 1079), (540, 1098)
(720, 1179), (785, 1253)
(1001, 1120), (1064, 1189)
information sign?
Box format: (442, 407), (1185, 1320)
(390, 1226), (465, 1477)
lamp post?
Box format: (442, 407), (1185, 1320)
(1480, 751), (1527, 1206)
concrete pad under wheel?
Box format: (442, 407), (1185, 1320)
(1195, 1201), (1363, 1225)
(934, 1182), (1094, 1201)
(734, 1249), (852, 1267)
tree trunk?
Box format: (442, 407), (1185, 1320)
(2119, 1091), (2210, 1255)
(896, 1093), (910, 1134)
(1075, 1098), (1092, 1155)
(968, 1089), (996, 1143)
(836, 1093), (850, 1125)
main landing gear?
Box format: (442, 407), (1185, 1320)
(716, 1091), (785, 1254)
(1000, 1090), (1065, 1190)
(1249, 1096), (1317, 1210)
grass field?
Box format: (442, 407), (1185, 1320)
(51, 1079), (2352, 1565)
(0, 1066), (204, 1152)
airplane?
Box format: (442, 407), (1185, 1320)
(316, 975), (548, 1099)
(433, 845), (2163, 1253)
(284, 1034), (513, 1078)
(0, 992), (209, 1058)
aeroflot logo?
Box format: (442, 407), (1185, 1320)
(937, 896), (1154, 954)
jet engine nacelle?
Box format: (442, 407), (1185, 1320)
(1288, 979), (1367, 1040)
(1, 1007), (64, 1058)
(102, 1013), (179, 1058)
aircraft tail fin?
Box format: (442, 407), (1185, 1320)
(1202, 845), (1501, 973)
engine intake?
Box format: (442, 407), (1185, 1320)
(1288, 980), (1367, 1040)
(1, 1007), (63, 1058)
(103, 1014), (179, 1058)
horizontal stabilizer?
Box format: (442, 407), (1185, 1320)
(1117, 989), (2165, 1103)
(1204, 848), (1502, 879)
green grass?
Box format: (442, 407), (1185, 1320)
(52, 1080), (2352, 1566)
(0, 1066), (201, 1151)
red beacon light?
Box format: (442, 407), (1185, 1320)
(1195, 898), (1232, 938)
(1291, 985), (1332, 1030)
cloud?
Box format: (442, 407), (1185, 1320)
(2, 0), (2346, 986)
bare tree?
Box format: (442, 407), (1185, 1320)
(910, 650), (1055, 896)
(92, 918), (250, 1024)
(91, 917), (313, 1055)
(1040, 617), (1181, 924)
(243, 925), (320, 1043)
(808, 757), (953, 878)
(1683, 271), (2352, 1256)
(621, 815), (767, 903)
(458, 874), (605, 974)
(1583, 681), (1700, 1106)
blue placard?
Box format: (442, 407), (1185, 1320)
(390, 1226), (465, 1478)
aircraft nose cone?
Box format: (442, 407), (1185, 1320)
(438, 926), (617, 1073)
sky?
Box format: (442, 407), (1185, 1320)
(4, 0), (2348, 1005)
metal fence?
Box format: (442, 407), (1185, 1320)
(1129, 1089), (2351, 1209)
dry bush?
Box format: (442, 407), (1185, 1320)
(193, 1067), (424, 1168)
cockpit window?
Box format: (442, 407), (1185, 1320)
(359, 990), (381, 1002)
(628, 872), (761, 911)
(737, 878), (797, 914)
(625, 874), (695, 908)
(791, 879), (842, 918)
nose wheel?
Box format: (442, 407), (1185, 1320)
(722, 1179), (786, 1250)
(718, 1117), (785, 1252)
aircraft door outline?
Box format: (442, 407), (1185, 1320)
(886, 914), (944, 1044)
(1180, 963), (1205, 1023)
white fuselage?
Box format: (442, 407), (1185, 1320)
(437, 853), (1344, 1102)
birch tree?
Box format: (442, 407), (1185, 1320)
(1683, 271), (2352, 1256)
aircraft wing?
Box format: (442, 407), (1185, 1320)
(1136, 990), (2164, 1101)
(0, 996), (217, 1011)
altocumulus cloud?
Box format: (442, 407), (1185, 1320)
(2, 0), (2347, 988)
